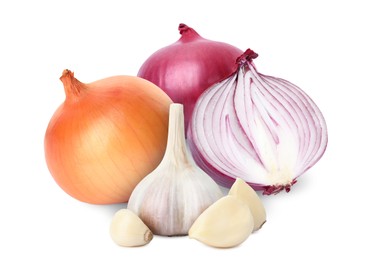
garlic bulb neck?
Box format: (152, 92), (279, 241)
(162, 104), (189, 166)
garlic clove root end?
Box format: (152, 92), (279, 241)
(110, 209), (153, 247)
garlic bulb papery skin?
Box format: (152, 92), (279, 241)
(127, 104), (223, 236)
(228, 178), (266, 231)
(188, 49), (328, 195)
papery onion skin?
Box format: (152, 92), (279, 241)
(137, 23), (243, 129)
(188, 49), (328, 194)
(44, 70), (172, 204)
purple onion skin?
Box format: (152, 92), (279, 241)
(137, 23), (243, 129)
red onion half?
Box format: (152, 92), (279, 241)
(188, 49), (328, 195)
(138, 23), (243, 129)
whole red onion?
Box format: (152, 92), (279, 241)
(137, 23), (243, 129)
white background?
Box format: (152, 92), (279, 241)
(1, 0), (371, 259)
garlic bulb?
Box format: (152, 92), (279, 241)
(188, 195), (254, 248)
(110, 209), (153, 247)
(228, 178), (266, 231)
(127, 104), (223, 236)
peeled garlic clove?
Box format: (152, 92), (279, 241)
(188, 195), (254, 248)
(110, 209), (153, 247)
(229, 178), (266, 231)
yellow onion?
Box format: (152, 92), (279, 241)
(44, 70), (172, 204)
